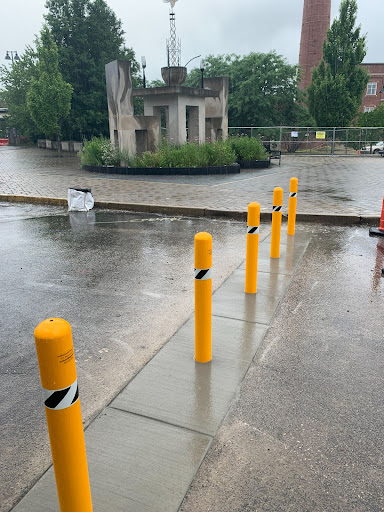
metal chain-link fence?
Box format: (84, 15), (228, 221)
(228, 126), (384, 155)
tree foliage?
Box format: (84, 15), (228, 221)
(354, 103), (384, 143)
(184, 52), (312, 127)
(356, 103), (384, 128)
(0, 47), (40, 139)
(44, 0), (140, 139)
(1, 0), (138, 141)
(307, 0), (369, 127)
(27, 27), (73, 139)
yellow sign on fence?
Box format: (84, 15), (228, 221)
(316, 131), (326, 139)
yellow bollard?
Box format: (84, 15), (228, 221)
(34, 318), (93, 512)
(270, 187), (283, 258)
(287, 177), (298, 236)
(245, 202), (260, 294)
(195, 232), (212, 363)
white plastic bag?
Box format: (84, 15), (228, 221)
(68, 187), (94, 212)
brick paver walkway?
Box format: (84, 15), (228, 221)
(0, 146), (382, 216)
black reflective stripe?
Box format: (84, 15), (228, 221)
(195, 269), (209, 280)
(248, 227), (259, 234)
(290, 192), (297, 197)
(44, 387), (70, 409)
(273, 206), (282, 212)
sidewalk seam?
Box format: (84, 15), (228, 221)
(108, 406), (215, 439)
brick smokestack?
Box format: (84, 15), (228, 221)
(299, 0), (331, 90)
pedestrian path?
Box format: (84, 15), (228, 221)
(0, 147), (383, 219)
(13, 229), (312, 512)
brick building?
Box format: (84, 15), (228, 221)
(360, 64), (384, 113)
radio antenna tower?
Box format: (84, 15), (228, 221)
(163, 0), (181, 66)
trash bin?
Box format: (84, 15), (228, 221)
(67, 187), (94, 212)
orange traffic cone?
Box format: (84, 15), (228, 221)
(369, 196), (384, 237)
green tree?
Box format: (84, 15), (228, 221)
(307, 0), (369, 126)
(185, 52), (310, 127)
(354, 103), (384, 147)
(44, 0), (140, 140)
(0, 47), (40, 140)
(27, 27), (73, 148)
(356, 103), (384, 128)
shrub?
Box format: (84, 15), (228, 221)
(125, 139), (236, 168)
(78, 137), (120, 166)
(80, 137), (237, 168)
(228, 135), (268, 161)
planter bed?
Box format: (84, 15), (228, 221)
(238, 159), (270, 169)
(83, 163), (240, 175)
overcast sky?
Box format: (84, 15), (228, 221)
(2, 0), (382, 81)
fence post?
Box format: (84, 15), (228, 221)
(195, 232), (212, 363)
(245, 202), (260, 294)
(34, 318), (93, 512)
(271, 187), (283, 258)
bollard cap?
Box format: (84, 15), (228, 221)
(290, 177), (298, 193)
(247, 202), (260, 226)
(34, 318), (77, 390)
(273, 187), (283, 206)
(195, 232), (212, 269)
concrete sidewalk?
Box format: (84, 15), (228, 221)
(13, 228), (312, 511)
(180, 226), (384, 512)
(12, 225), (384, 511)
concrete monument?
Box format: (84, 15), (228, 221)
(105, 60), (160, 156)
(105, 0), (229, 156)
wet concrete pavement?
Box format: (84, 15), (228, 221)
(1, 148), (384, 511)
(3, 206), (384, 511)
(0, 146), (383, 218)
(0, 204), (249, 511)
(180, 227), (384, 512)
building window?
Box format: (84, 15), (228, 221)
(366, 83), (377, 95)
(364, 107), (375, 113)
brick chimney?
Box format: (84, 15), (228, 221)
(299, 0), (331, 90)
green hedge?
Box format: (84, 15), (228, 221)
(227, 135), (268, 161)
(79, 135), (268, 168)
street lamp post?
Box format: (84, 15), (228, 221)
(200, 59), (205, 89)
(184, 55), (201, 68)
(5, 51), (20, 63)
(141, 56), (146, 88)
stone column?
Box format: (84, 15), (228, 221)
(188, 107), (199, 142)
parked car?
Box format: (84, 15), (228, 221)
(361, 141), (384, 154)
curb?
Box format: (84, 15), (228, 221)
(0, 195), (68, 207)
(0, 194), (380, 226)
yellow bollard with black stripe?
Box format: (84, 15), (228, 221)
(195, 232), (212, 363)
(34, 318), (93, 512)
(287, 177), (298, 236)
(270, 187), (283, 258)
(245, 202), (260, 294)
